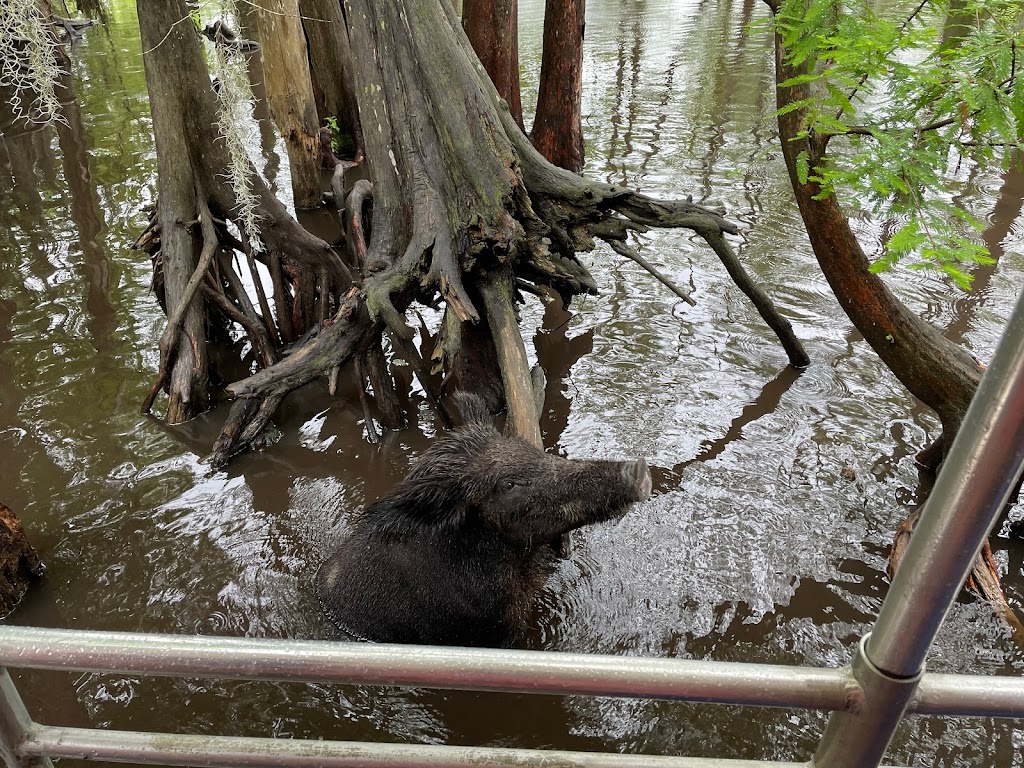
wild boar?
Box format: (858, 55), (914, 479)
(315, 396), (651, 647)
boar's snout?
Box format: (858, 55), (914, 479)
(625, 458), (652, 502)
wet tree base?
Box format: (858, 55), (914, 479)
(134, 0), (810, 468)
(0, 504), (44, 618)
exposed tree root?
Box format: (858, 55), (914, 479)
(364, 341), (405, 429)
(139, 187), (219, 414)
(890, 509), (1024, 646)
(479, 270), (542, 448)
(137, 0), (809, 467)
(205, 287), (379, 466)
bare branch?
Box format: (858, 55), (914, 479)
(603, 238), (696, 306)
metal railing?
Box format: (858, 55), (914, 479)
(4, 295), (1024, 767)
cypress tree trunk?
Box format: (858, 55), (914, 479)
(769, 11), (981, 468)
(254, 0), (322, 208)
(531, 0), (585, 173)
(136, 0), (349, 423)
(300, 0), (360, 156)
(137, 0), (215, 421)
(133, 0), (805, 465)
(766, 0), (1016, 629)
(462, 0), (524, 129)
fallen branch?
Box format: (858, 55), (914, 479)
(604, 237), (696, 306)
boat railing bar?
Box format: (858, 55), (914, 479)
(1, 626), (1024, 719)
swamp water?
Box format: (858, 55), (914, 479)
(1, 0), (1024, 764)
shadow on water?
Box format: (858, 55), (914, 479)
(56, 71), (118, 353)
(651, 363), (804, 492)
(1, 1), (1024, 766)
(945, 153), (1024, 347)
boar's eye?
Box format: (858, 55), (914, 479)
(500, 479), (530, 491)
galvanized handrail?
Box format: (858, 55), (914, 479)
(14, 724), (870, 768)
(0, 626), (852, 709)
(1, 628), (1023, 768)
(1, 626), (1024, 719)
(2, 296), (1023, 767)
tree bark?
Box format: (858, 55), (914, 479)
(138, 0), (215, 422)
(131, 0), (804, 465)
(300, 0), (360, 157)
(767, 3), (1016, 630)
(0, 504), (44, 618)
(480, 270), (542, 447)
(137, 0), (350, 424)
(531, 0), (585, 173)
(462, 0), (524, 129)
(254, 0), (322, 208)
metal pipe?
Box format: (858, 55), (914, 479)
(0, 669), (52, 768)
(812, 637), (922, 768)
(6, 626), (1024, 719)
(0, 626), (851, 712)
(910, 673), (1024, 718)
(868, 291), (1024, 678)
(22, 724), (887, 768)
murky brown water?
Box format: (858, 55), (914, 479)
(2, 1), (1024, 765)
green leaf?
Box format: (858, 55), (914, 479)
(768, 0), (1023, 288)
(778, 73), (823, 88)
(796, 150), (811, 185)
(775, 97), (818, 117)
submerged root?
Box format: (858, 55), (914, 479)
(890, 509), (1024, 645)
(968, 543), (1024, 644)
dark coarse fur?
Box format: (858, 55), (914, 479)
(315, 395), (651, 647)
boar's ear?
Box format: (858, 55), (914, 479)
(366, 473), (468, 535)
(451, 391), (492, 426)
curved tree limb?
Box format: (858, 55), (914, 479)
(141, 186), (219, 414)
